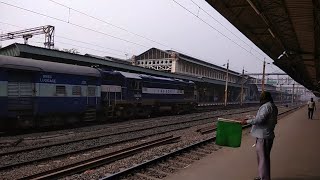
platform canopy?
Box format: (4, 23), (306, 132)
(206, 0), (320, 96)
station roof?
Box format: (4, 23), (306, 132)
(0, 43), (243, 88)
(206, 0), (320, 95)
(0, 55), (100, 77)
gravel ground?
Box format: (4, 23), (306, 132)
(0, 105), (293, 179)
(0, 134), (171, 179)
(0, 107), (262, 160)
(0, 106), (262, 150)
(0, 108), (260, 169)
(62, 106), (292, 180)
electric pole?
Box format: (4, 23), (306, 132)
(240, 68), (244, 106)
(280, 84), (282, 103)
(262, 60), (266, 92)
(224, 60), (229, 106)
(292, 83), (295, 104)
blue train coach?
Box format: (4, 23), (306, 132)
(0, 55), (101, 129)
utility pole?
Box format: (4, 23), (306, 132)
(224, 60), (229, 106)
(280, 84), (282, 103)
(292, 83), (295, 104)
(261, 60), (266, 92)
(240, 68), (244, 106)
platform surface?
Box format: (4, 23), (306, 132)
(165, 105), (320, 180)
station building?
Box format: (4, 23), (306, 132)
(132, 48), (247, 103)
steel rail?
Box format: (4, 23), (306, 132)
(0, 101), (261, 137)
(0, 108), (259, 157)
(0, 104), (296, 172)
(101, 105), (302, 180)
(17, 135), (180, 180)
(0, 109), (260, 171)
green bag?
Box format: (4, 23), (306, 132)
(216, 118), (242, 148)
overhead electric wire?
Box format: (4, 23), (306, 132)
(56, 41), (126, 57)
(0, 21), (130, 56)
(172, 0), (270, 64)
(172, 0), (286, 76)
(0, 1), (148, 49)
(1, 1), (280, 74)
(0, 3), (218, 68)
(47, 0), (170, 49)
(46, 0), (216, 62)
(189, 0), (265, 58)
(56, 36), (127, 54)
(0, 26), (127, 58)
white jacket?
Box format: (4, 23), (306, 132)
(246, 102), (278, 139)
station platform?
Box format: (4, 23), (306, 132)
(165, 104), (320, 180)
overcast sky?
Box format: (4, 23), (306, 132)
(0, 0), (284, 76)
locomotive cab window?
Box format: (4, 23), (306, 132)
(56, 86), (66, 96)
(131, 80), (141, 90)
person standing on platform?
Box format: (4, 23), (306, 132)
(307, 98), (316, 119)
(241, 92), (278, 180)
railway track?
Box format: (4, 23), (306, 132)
(17, 135), (180, 180)
(2, 100), (289, 137)
(0, 104), (300, 179)
(100, 105), (302, 180)
(0, 106), (262, 148)
(0, 102), (259, 137)
(0, 108), (259, 172)
(0, 108), (259, 157)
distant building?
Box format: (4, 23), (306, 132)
(132, 48), (241, 83)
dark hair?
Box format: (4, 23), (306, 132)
(260, 91), (274, 105)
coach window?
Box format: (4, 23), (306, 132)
(72, 86), (82, 96)
(56, 86), (66, 96)
(88, 87), (96, 96)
